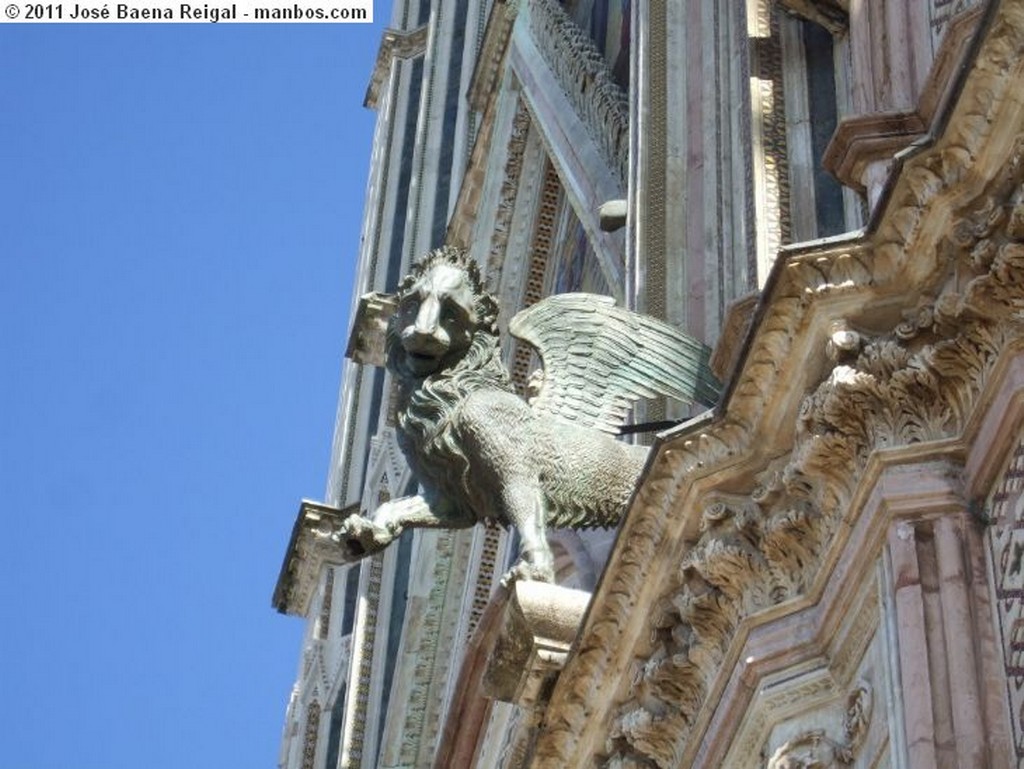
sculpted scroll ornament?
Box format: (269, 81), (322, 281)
(330, 247), (721, 583)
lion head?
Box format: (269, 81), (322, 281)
(387, 246), (499, 380)
(386, 247), (509, 517)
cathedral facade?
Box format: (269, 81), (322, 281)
(276, 1), (1022, 766)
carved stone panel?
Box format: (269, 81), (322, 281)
(986, 435), (1024, 763)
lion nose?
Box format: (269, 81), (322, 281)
(413, 295), (441, 336)
(402, 296), (449, 354)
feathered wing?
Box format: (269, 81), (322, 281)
(509, 293), (722, 433)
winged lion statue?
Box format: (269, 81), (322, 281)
(332, 246), (721, 583)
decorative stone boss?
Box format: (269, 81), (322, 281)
(336, 246), (721, 583)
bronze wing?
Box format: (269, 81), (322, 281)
(508, 293), (722, 434)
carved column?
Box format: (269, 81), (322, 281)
(883, 474), (1010, 769)
(631, 2), (756, 331)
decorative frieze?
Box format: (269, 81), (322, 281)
(526, 0), (628, 187)
(385, 531), (458, 768)
(485, 99), (533, 283)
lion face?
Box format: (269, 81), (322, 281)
(393, 262), (479, 377)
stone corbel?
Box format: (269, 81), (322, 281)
(345, 291), (398, 368)
(364, 25), (430, 109)
(273, 500), (362, 616)
(482, 581), (591, 710)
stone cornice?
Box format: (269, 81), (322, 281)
(823, 7), (983, 192)
(364, 25), (430, 110)
(525, 0), (628, 188)
(531, 0), (1024, 765)
(822, 110), (927, 193)
(467, 0), (519, 112)
(273, 500), (361, 617)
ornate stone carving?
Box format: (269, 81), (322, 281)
(485, 99), (533, 282)
(531, 5), (1024, 765)
(762, 683), (872, 769)
(527, 0), (629, 186)
(842, 683), (872, 753)
(765, 731), (849, 769)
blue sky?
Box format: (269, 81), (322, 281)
(1, 13), (389, 768)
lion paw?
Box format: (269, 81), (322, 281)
(499, 558), (555, 588)
(334, 515), (393, 560)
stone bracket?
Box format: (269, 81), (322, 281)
(482, 581), (591, 710)
(346, 291), (398, 368)
(273, 499), (364, 616)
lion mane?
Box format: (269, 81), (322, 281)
(386, 247), (513, 520)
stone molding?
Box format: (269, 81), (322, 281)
(530, 2), (1024, 765)
(273, 500), (361, 617)
(823, 7), (983, 194)
(525, 0), (628, 189)
(709, 293), (760, 383)
(365, 25), (429, 110)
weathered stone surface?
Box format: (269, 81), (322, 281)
(483, 581), (591, 709)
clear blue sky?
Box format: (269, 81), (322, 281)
(1, 12), (389, 768)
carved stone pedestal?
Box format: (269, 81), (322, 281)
(483, 581), (591, 710)
(433, 581), (590, 769)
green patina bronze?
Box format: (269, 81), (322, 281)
(336, 246), (721, 583)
